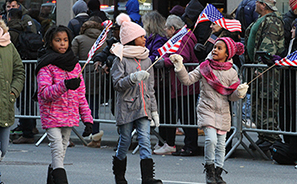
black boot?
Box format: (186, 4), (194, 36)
(0, 171), (3, 184)
(140, 158), (163, 184)
(215, 167), (227, 184)
(112, 156), (127, 184)
(47, 164), (54, 184)
(52, 168), (68, 184)
(203, 163), (216, 184)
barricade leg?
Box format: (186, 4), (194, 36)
(35, 132), (47, 147)
(243, 131), (269, 160)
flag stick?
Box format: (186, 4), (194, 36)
(146, 56), (163, 72)
(77, 61), (90, 78)
(146, 26), (197, 72)
(204, 31), (214, 45)
(247, 64), (276, 85)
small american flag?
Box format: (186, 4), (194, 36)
(86, 20), (113, 63)
(275, 50), (297, 66)
(194, 4), (241, 32)
(207, 34), (217, 44)
(157, 25), (189, 56)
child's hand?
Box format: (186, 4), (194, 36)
(64, 78), (81, 90)
(82, 122), (93, 137)
(151, 111), (160, 127)
(237, 82), (249, 98)
(130, 70), (150, 83)
(169, 54), (183, 72)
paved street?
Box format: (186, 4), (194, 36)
(1, 122), (297, 184)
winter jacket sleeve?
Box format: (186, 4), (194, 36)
(147, 61), (157, 112)
(228, 69), (242, 101)
(176, 65), (201, 86)
(37, 66), (68, 102)
(11, 45), (25, 97)
(148, 36), (167, 62)
(111, 57), (134, 92)
(77, 68), (93, 123)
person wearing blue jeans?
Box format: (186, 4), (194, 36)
(110, 13), (162, 184)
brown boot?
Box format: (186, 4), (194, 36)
(87, 139), (101, 148)
(87, 131), (103, 148)
(12, 136), (34, 144)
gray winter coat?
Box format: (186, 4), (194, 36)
(111, 56), (157, 125)
(176, 59), (242, 131)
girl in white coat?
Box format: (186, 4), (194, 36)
(170, 37), (248, 184)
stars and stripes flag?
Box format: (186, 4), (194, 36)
(157, 25), (189, 56)
(194, 4), (241, 32)
(86, 20), (113, 63)
(275, 50), (297, 66)
(207, 34), (218, 44)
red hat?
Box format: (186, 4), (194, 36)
(290, 0), (297, 11)
(215, 37), (244, 60)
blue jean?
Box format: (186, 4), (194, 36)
(242, 94), (251, 119)
(116, 117), (152, 160)
(204, 127), (226, 168)
(0, 126), (10, 161)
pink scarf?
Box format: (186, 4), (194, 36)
(200, 59), (240, 95)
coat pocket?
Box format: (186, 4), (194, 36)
(124, 95), (140, 111)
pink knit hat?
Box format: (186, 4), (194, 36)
(215, 37), (244, 60)
(116, 13), (146, 45)
(290, 0), (297, 11)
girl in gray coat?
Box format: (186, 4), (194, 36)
(110, 13), (162, 184)
(170, 37), (249, 184)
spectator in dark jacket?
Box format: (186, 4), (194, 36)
(87, 0), (108, 22)
(235, 0), (259, 38)
(282, 0), (297, 55)
(181, 0), (211, 43)
(181, 0), (211, 59)
(67, 0), (89, 38)
(3, 0), (37, 33)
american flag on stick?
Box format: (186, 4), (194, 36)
(157, 25), (189, 56)
(78, 20), (113, 77)
(194, 4), (241, 32)
(86, 20), (113, 63)
(207, 34), (217, 44)
(275, 50), (297, 66)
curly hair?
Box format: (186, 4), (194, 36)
(43, 25), (73, 50)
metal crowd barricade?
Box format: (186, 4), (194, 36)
(238, 64), (297, 160)
(18, 60), (239, 158)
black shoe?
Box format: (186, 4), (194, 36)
(171, 149), (184, 156)
(249, 139), (264, 150)
(180, 149), (199, 156)
(258, 141), (273, 151)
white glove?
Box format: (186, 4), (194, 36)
(151, 111), (160, 127)
(130, 70), (150, 83)
(169, 54), (183, 72)
(237, 82), (249, 98)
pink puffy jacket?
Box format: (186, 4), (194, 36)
(37, 63), (93, 129)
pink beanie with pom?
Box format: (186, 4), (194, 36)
(215, 37), (244, 60)
(116, 13), (146, 45)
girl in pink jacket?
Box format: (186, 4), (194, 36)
(35, 25), (93, 183)
(170, 37), (249, 184)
